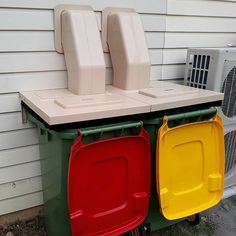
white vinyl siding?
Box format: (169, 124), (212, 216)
(0, 0), (236, 215)
(0, 0), (166, 13)
(163, 0), (236, 80)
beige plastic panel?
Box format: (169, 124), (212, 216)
(54, 4), (93, 53)
(103, 8), (150, 90)
(138, 87), (198, 99)
(62, 9), (106, 95)
(54, 5), (106, 95)
(54, 95), (123, 109)
(20, 87), (150, 125)
(102, 7), (135, 52)
(20, 83), (223, 125)
(107, 81), (224, 112)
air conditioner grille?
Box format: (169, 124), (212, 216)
(186, 54), (210, 89)
(221, 66), (236, 118)
(225, 131), (236, 174)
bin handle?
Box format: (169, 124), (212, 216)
(166, 107), (217, 122)
(79, 121), (143, 136)
(163, 107), (219, 129)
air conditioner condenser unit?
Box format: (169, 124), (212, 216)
(184, 47), (236, 189)
(184, 47), (236, 125)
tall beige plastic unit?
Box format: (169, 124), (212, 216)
(102, 8), (150, 90)
(55, 5), (106, 95)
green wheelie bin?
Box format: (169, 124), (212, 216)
(27, 110), (151, 236)
(143, 107), (219, 233)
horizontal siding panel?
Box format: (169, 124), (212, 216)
(0, 31), (164, 52)
(165, 33), (236, 48)
(141, 14), (166, 32)
(0, 50), (162, 74)
(0, 0), (166, 14)
(162, 64), (185, 80)
(146, 32), (164, 48)
(149, 49), (163, 64)
(0, 128), (38, 150)
(150, 65), (162, 80)
(0, 69), (115, 94)
(0, 161), (41, 185)
(0, 52), (66, 74)
(0, 31), (54, 52)
(0, 112), (34, 132)
(167, 0), (236, 17)
(0, 191), (43, 215)
(0, 8), (53, 30)
(0, 71), (67, 94)
(0, 93), (20, 113)
(0, 176), (42, 201)
(0, 145), (40, 168)
(0, 9), (165, 32)
(163, 49), (187, 64)
(166, 16), (236, 32)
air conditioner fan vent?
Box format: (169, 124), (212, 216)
(186, 54), (210, 89)
(225, 130), (236, 174)
(221, 66), (236, 118)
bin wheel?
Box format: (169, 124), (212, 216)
(137, 225), (147, 236)
(129, 228), (140, 236)
(123, 225), (148, 236)
(186, 213), (200, 225)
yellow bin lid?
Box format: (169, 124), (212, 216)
(157, 114), (225, 220)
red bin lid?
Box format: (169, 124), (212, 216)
(68, 127), (150, 236)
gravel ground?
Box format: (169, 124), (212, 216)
(1, 196), (236, 236)
(153, 195), (236, 236)
(0, 216), (46, 236)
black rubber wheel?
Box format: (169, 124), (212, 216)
(122, 225), (148, 236)
(137, 225), (147, 236)
(186, 213), (201, 225)
(128, 227), (140, 236)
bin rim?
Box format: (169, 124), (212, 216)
(27, 111), (143, 139)
(143, 107), (217, 125)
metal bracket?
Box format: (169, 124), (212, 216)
(21, 105), (28, 124)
